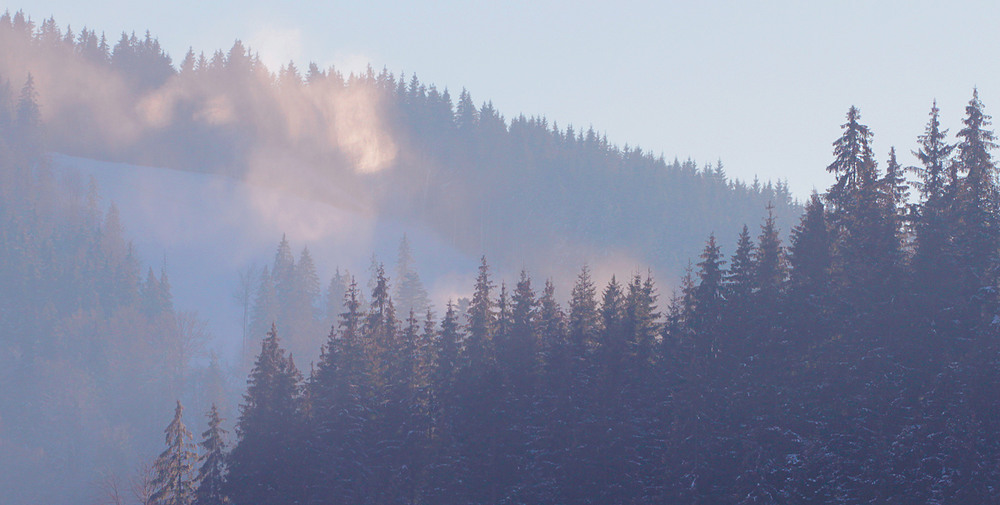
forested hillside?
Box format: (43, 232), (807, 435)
(0, 73), (229, 504)
(0, 10), (797, 281)
(8, 8), (1000, 505)
(144, 96), (1000, 504)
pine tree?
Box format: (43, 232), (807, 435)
(824, 107), (898, 309)
(292, 247), (320, 321)
(225, 324), (302, 505)
(433, 300), (461, 402)
(725, 225), (756, 316)
(456, 88), (478, 131)
(464, 257), (495, 368)
(695, 234), (726, 316)
(150, 401), (197, 505)
(247, 266), (276, 365)
(180, 48), (196, 75)
(826, 106), (877, 216)
(494, 282), (513, 369)
(507, 270), (539, 384)
(954, 88), (1000, 305)
(15, 73), (41, 158)
(537, 278), (566, 356)
(789, 194), (831, 299)
(307, 277), (370, 503)
(883, 147), (909, 230)
(568, 265), (598, 359)
(193, 404), (227, 505)
(624, 272), (658, 372)
(597, 276), (626, 378)
(271, 235), (295, 326)
(394, 234), (430, 315)
(365, 262), (398, 387)
(912, 101), (958, 306)
(755, 205), (786, 302)
(324, 268), (348, 330)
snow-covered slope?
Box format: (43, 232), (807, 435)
(51, 154), (476, 360)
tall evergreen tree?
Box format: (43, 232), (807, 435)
(624, 272), (658, 373)
(726, 224), (756, 307)
(150, 401), (197, 505)
(464, 256), (495, 368)
(307, 277), (369, 504)
(15, 73), (42, 158)
(506, 270), (539, 385)
(788, 194), (831, 299)
(568, 265), (598, 360)
(247, 266), (276, 365)
(826, 106), (877, 215)
(883, 147), (909, 229)
(755, 205), (786, 302)
(954, 88), (1000, 304)
(824, 106), (898, 309)
(225, 324), (302, 505)
(193, 404), (227, 505)
(694, 233), (726, 335)
(911, 101), (958, 308)
(433, 300), (461, 405)
(394, 234), (430, 315)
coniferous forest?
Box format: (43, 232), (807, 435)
(0, 11), (798, 281)
(3, 9), (1000, 505)
(147, 98), (1000, 504)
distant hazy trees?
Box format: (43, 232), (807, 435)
(0, 10), (797, 283)
(0, 64), (228, 505)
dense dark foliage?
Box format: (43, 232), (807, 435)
(169, 97), (1000, 505)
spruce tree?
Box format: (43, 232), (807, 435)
(247, 266), (276, 365)
(271, 235), (295, 326)
(954, 88), (1000, 304)
(15, 73), (41, 158)
(912, 100), (953, 205)
(597, 276), (626, 379)
(433, 300), (461, 404)
(826, 106), (877, 216)
(755, 205), (786, 302)
(193, 404), (227, 505)
(150, 401), (197, 505)
(788, 194), (831, 299)
(568, 265), (598, 359)
(883, 147), (909, 229)
(537, 278), (566, 359)
(912, 101), (958, 307)
(365, 262), (398, 385)
(394, 234), (430, 315)
(324, 268), (348, 330)
(694, 234), (725, 325)
(624, 272), (658, 373)
(824, 106), (897, 309)
(464, 257), (495, 368)
(508, 270), (539, 385)
(788, 193), (833, 341)
(307, 278), (369, 503)
(726, 225), (756, 306)
(225, 324), (302, 505)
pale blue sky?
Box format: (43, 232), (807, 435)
(9, 0), (1000, 197)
